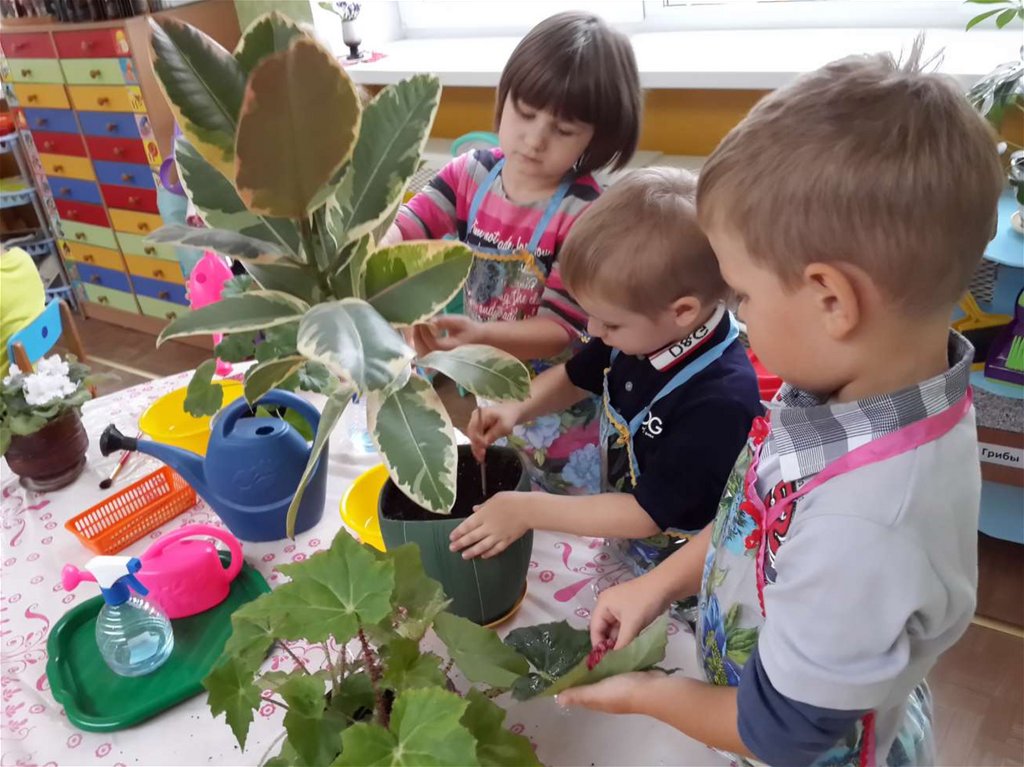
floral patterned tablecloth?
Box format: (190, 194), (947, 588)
(1, 372), (725, 767)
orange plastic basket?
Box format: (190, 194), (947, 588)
(64, 467), (198, 554)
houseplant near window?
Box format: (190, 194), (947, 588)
(1, 354), (92, 490)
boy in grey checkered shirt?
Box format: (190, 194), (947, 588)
(557, 41), (1004, 767)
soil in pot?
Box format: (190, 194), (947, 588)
(378, 445), (532, 625)
(5, 409), (89, 492)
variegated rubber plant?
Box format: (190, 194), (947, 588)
(147, 13), (531, 536)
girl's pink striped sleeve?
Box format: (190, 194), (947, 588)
(394, 153), (470, 241)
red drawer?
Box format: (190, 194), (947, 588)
(84, 136), (148, 164)
(56, 199), (110, 228)
(54, 29), (130, 59)
(34, 131), (87, 157)
(0, 32), (56, 59)
(100, 184), (158, 214)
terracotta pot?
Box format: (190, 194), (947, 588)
(5, 409), (89, 491)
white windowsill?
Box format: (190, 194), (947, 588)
(346, 27), (1019, 90)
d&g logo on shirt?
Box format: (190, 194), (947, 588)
(641, 412), (663, 438)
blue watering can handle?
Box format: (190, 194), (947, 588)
(218, 390), (322, 440)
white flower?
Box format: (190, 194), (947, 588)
(36, 355), (70, 378)
(23, 374), (66, 406)
(2, 369), (22, 387)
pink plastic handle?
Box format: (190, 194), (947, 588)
(144, 524), (244, 582)
(61, 564), (96, 592)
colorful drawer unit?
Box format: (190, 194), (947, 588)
(81, 283), (140, 313)
(60, 58), (139, 86)
(0, 32), (57, 59)
(12, 83), (70, 110)
(23, 108), (79, 135)
(48, 176), (103, 206)
(55, 199), (109, 228)
(73, 262), (132, 292)
(67, 85), (146, 114)
(5, 59), (64, 84)
(39, 153), (95, 181)
(131, 274), (188, 305)
(93, 160), (155, 189)
(53, 28), (131, 59)
(61, 241), (125, 272)
(34, 131), (87, 157)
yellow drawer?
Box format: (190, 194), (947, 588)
(39, 153), (95, 181)
(67, 84), (145, 113)
(125, 253), (186, 285)
(12, 83), (70, 110)
(61, 241), (125, 272)
(109, 208), (163, 236)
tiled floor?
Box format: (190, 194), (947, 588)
(72, 316), (1024, 766)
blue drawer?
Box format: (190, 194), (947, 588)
(47, 176), (102, 205)
(74, 263), (131, 292)
(23, 108), (78, 134)
(93, 160), (155, 190)
(78, 110), (140, 139)
(131, 274), (188, 305)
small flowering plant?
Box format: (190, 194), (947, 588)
(0, 355), (92, 455)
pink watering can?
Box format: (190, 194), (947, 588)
(62, 524), (243, 619)
(188, 252), (235, 376)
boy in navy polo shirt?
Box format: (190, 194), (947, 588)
(450, 168), (761, 575)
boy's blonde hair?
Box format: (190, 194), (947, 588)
(561, 167), (727, 313)
(697, 41), (1004, 315)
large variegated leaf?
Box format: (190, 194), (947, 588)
(234, 12), (305, 73)
(333, 75), (442, 243)
(149, 18), (245, 178)
(158, 291), (309, 344)
(367, 373), (457, 515)
(235, 38), (361, 218)
(330, 233), (372, 299)
(176, 137), (300, 256)
(296, 299), (414, 393)
(418, 345), (531, 402)
(242, 260), (318, 304)
(363, 241), (473, 325)
(243, 355), (306, 405)
(286, 392), (348, 538)
(148, 224), (287, 260)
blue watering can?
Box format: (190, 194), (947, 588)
(100, 390), (327, 542)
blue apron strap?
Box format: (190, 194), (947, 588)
(467, 157), (505, 232)
(526, 174), (573, 253)
(625, 317), (740, 437)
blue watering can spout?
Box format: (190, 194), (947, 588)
(100, 424), (209, 498)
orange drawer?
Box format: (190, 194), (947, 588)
(109, 209), (163, 236)
(61, 241), (125, 272)
(1, 32), (56, 59)
(12, 83), (70, 110)
(125, 253), (185, 285)
(39, 153), (95, 181)
(54, 28), (130, 59)
(67, 85), (144, 114)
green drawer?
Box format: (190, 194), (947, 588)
(6, 59), (65, 84)
(60, 58), (132, 86)
(138, 295), (188, 321)
(61, 220), (119, 250)
(83, 283), (140, 313)
(116, 231), (177, 260)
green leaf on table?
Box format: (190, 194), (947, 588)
(176, 137), (300, 256)
(330, 673), (375, 721)
(278, 674), (343, 767)
(215, 333), (256, 363)
(334, 688), (478, 767)
(284, 392), (349, 537)
(333, 75), (442, 243)
(243, 356), (307, 405)
(363, 241), (473, 325)
(296, 360), (337, 395)
(235, 37), (361, 218)
(386, 544), (449, 641)
(148, 224), (287, 259)
(204, 656), (262, 749)
(462, 690), (542, 767)
(158, 290), (309, 344)
(149, 18), (245, 177)
(5, 412), (47, 436)
(504, 620), (592, 680)
(183, 359), (224, 417)
(367, 374), (456, 515)
(418, 345), (531, 402)
(234, 11), (306, 73)
(524, 614), (671, 700)
(381, 638), (447, 694)
(221, 607), (276, 672)
(433, 612), (529, 688)
(296, 298), (414, 393)
(265, 528), (395, 643)
(510, 673), (551, 701)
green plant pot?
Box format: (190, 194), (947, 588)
(378, 445), (532, 625)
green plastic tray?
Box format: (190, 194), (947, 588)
(46, 553), (269, 732)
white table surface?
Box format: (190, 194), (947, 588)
(1, 371), (727, 767)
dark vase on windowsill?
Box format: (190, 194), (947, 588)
(5, 409), (89, 492)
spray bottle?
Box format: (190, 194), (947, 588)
(65, 556), (175, 677)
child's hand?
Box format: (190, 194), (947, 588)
(413, 316), (484, 355)
(468, 404), (520, 462)
(590, 575), (671, 650)
(449, 492), (529, 559)
(556, 671), (661, 714)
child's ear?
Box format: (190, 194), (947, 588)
(802, 262), (861, 339)
(669, 296), (703, 330)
